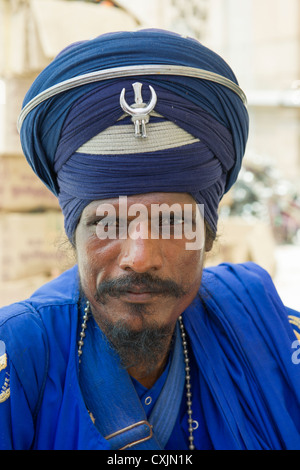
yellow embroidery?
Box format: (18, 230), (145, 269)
(288, 316), (300, 341)
(288, 315), (300, 330)
(0, 353), (7, 373)
(0, 372), (10, 403)
(89, 411), (96, 424)
(0, 388), (10, 403)
(293, 330), (300, 342)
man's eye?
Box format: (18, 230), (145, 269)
(94, 218), (129, 237)
(97, 218), (118, 226)
(160, 215), (184, 226)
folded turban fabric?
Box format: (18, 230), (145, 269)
(19, 29), (249, 240)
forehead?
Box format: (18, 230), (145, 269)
(82, 192), (196, 215)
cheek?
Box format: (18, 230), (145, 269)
(75, 242), (96, 296)
(164, 240), (204, 286)
(76, 235), (120, 288)
(180, 254), (205, 310)
(181, 251), (204, 286)
(76, 235), (96, 274)
(75, 230), (99, 286)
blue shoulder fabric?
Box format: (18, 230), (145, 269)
(0, 265), (80, 420)
(0, 302), (49, 449)
(0, 267), (80, 449)
(183, 262), (300, 449)
(0, 302), (49, 420)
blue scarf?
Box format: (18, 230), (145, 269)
(79, 312), (185, 450)
(184, 262), (300, 449)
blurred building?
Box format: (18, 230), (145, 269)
(205, 0), (300, 185)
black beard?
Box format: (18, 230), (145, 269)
(98, 315), (174, 375)
(79, 272), (186, 375)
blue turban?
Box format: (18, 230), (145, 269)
(19, 29), (249, 240)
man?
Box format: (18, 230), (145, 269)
(1, 29), (300, 450)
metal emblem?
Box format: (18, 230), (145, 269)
(120, 82), (157, 138)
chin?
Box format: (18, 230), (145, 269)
(93, 311), (175, 372)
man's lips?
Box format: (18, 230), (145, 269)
(120, 286), (163, 302)
(126, 285), (159, 294)
(95, 274), (186, 304)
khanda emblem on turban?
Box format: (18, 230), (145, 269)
(120, 82), (157, 138)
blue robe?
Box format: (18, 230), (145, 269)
(0, 262), (300, 450)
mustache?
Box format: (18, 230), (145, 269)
(95, 272), (186, 303)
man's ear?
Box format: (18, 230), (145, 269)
(205, 237), (214, 252)
(204, 223), (215, 252)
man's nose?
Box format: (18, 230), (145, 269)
(118, 233), (164, 273)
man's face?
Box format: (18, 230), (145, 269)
(75, 192), (206, 333)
